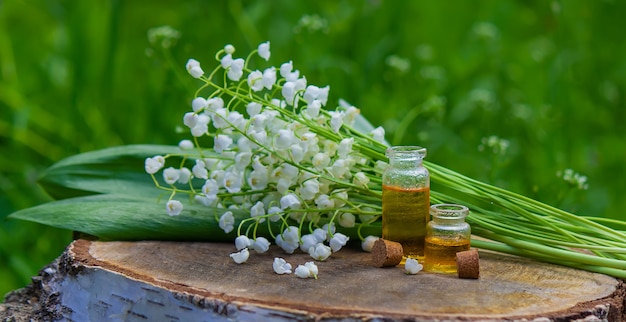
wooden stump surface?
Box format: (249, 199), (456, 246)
(45, 239), (624, 321)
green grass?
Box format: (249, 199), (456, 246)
(2, 0), (625, 299)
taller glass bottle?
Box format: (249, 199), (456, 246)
(382, 146), (430, 260)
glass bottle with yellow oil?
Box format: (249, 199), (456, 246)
(424, 203), (471, 274)
(382, 146), (430, 262)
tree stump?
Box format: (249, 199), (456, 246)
(5, 239), (625, 321)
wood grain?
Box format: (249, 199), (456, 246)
(43, 239), (624, 321)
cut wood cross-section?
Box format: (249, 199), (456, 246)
(5, 239), (625, 321)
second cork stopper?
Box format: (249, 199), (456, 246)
(372, 238), (404, 267)
(456, 248), (480, 279)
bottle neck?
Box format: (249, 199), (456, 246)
(386, 146), (427, 166)
(430, 204), (469, 224)
(431, 215), (466, 225)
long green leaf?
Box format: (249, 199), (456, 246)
(8, 194), (238, 241)
(8, 193), (381, 242)
(38, 144), (187, 200)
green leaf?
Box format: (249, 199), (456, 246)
(39, 144), (190, 200)
(8, 193), (381, 241)
(8, 194), (241, 241)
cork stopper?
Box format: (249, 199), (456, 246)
(372, 238), (404, 267)
(456, 248), (480, 279)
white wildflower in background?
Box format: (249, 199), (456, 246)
(147, 25), (180, 49)
(557, 169), (589, 190)
(478, 135), (510, 155)
(294, 14), (328, 34)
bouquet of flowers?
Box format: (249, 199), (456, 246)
(10, 41), (626, 278)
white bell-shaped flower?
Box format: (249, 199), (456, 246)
(250, 201), (266, 223)
(258, 41), (271, 61)
(337, 213), (356, 228)
(247, 70), (264, 92)
(166, 200), (183, 216)
(191, 97), (208, 112)
(308, 243), (332, 261)
(214, 134), (233, 153)
(235, 235), (252, 250)
(405, 258), (423, 275)
(361, 236), (379, 252)
(252, 237), (270, 253)
(280, 193), (301, 210)
(229, 248), (249, 264)
(223, 171), (243, 193)
(201, 179), (219, 197)
(192, 160), (208, 179)
(329, 233), (350, 252)
(186, 59), (204, 78)
(262, 67), (276, 90)
(218, 211), (234, 234)
(299, 234), (317, 252)
(246, 102), (263, 117)
(163, 167), (180, 185)
(294, 265), (310, 278)
(273, 257), (292, 275)
(144, 155), (165, 174)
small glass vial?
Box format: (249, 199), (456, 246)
(382, 146), (430, 261)
(424, 204), (471, 274)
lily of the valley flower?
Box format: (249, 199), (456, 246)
(166, 200), (183, 216)
(405, 258), (423, 275)
(308, 243), (332, 261)
(144, 155), (165, 174)
(163, 167), (180, 185)
(299, 234), (318, 252)
(273, 257), (292, 274)
(219, 211), (235, 234)
(235, 235), (252, 250)
(294, 261), (318, 279)
(258, 41), (271, 61)
(186, 59), (204, 78)
(230, 248), (249, 264)
(152, 41), (389, 268)
(361, 235), (379, 252)
(252, 237), (271, 253)
(337, 212), (355, 228)
(178, 139), (194, 150)
(329, 233), (349, 252)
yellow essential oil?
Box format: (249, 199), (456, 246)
(424, 203), (472, 274)
(423, 236), (471, 274)
(382, 185), (430, 260)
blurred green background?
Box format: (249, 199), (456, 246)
(2, 0), (625, 299)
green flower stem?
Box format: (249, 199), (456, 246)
(474, 228), (626, 269)
(471, 239), (626, 279)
